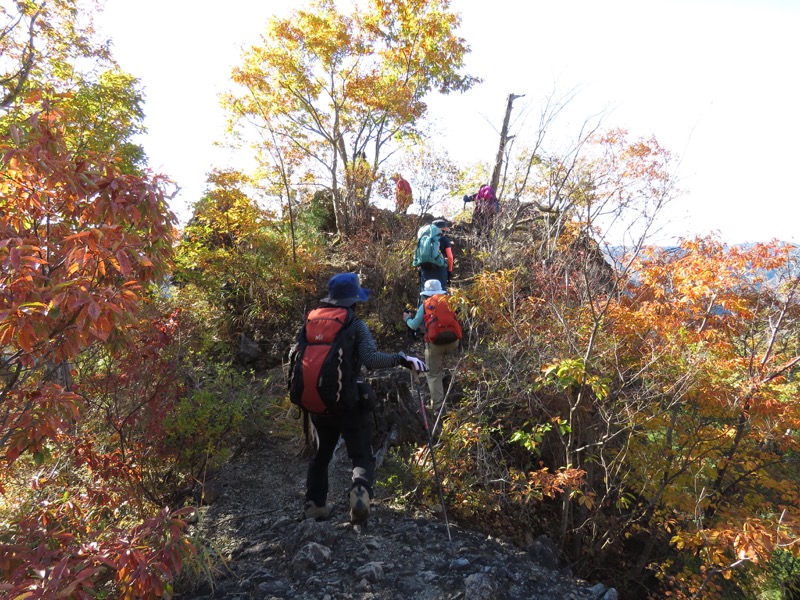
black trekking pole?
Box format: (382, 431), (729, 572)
(410, 368), (452, 544)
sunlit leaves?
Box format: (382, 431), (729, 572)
(0, 8), (195, 597)
(0, 0), (111, 109)
(0, 107), (176, 461)
(173, 168), (321, 348)
(54, 69), (148, 173)
(224, 0), (477, 235)
(539, 357), (610, 400)
(456, 226), (800, 596)
(606, 236), (800, 594)
(0, 107), (187, 596)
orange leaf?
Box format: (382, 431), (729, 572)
(62, 230), (93, 242)
(17, 324), (36, 352)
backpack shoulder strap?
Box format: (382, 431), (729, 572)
(423, 294), (442, 318)
(340, 306), (357, 327)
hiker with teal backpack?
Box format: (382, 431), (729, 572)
(288, 273), (427, 524)
(412, 218), (454, 294)
(403, 279), (463, 411)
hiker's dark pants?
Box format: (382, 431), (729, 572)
(306, 406), (375, 507)
(419, 264), (448, 296)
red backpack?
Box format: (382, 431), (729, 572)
(423, 294), (462, 345)
(288, 307), (359, 414)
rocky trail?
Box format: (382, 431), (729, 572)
(178, 368), (620, 600)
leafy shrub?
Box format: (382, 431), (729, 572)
(164, 364), (278, 476)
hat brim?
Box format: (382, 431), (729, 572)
(321, 288), (370, 306)
(420, 289), (447, 297)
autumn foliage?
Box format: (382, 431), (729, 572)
(4, 106), (798, 599)
(0, 109), (198, 597)
(0, 108), (175, 454)
(226, 0), (477, 236)
(2, 2), (799, 598)
(449, 234), (800, 597)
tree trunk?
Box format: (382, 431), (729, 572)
(490, 93), (524, 193)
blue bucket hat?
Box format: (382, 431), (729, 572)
(321, 273), (371, 306)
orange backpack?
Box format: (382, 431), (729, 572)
(423, 294), (462, 345)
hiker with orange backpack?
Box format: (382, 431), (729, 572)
(289, 273), (427, 524)
(403, 279), (463, 409)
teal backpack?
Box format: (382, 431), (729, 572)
(412, 224), (446, 267)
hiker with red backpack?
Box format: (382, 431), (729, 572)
(403, 279), (463, 410)
(289, 273), (427, 524)
(412, 218), (454, 294)
(463, 184), (500, 236)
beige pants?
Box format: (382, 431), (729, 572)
(424, 340), (459, 408)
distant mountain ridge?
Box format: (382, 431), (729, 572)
(603, 242), (800, 286)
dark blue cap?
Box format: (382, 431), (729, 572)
(321, 273), (370, 306)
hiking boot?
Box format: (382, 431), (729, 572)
(302, 501), (332, 521)
(349, 485), (370, 524)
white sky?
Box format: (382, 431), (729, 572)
(97, 0), (800, 245)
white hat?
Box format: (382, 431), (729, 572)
(420, 279), (446, 297)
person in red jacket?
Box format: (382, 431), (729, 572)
(391, 173), (413, 214)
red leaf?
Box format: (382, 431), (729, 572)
(87, 301), (101, 322)
(116, 250), (132, 277)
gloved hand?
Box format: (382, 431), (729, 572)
(398, 351), (428, 372)
(463, 194), (474, 203)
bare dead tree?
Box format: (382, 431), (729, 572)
(490, 93), (524, 193)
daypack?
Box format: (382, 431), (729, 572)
(288, 307), (359, 415)
(423, 294), (463, 345)
(412, 224), (447, 267)
(475, 184), (500, 216)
